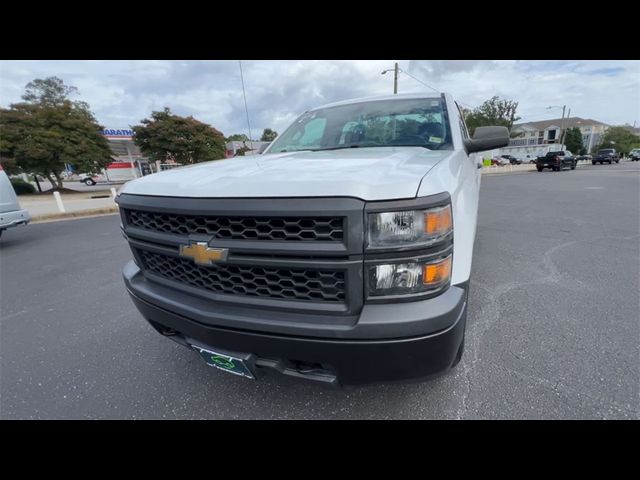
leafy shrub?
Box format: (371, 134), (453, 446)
(10, 178), (36, 195)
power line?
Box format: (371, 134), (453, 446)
(400, 69), (440, 93)
(238, 60), (253, 142)
(457, 101), (476, 110)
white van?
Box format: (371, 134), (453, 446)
(0, 166), (30, 238)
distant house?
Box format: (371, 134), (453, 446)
(508, 117), (610, 154)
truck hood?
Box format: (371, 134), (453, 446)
(120, 147), (453, 201)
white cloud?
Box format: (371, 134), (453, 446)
(1, 60), (638, 137)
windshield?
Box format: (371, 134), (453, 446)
(598, 149), (614, 154)
(267, 97), (452, 153)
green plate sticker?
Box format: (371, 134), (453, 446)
(192, 346), (255, 379)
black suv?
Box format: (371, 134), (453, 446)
(536, 150), (576, 172)
(593, 149), (619, 164)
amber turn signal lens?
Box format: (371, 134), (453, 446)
(424, 205), (452, 236)
(423, 255), (452, 287)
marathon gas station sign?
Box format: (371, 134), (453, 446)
(101, 128), (140, 180)
(103, 128), (134, 139)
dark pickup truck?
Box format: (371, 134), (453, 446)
(536, 150), (576, 172)
(592, 148), (619, 164)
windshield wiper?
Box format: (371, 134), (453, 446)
(312, 144), (384, 152)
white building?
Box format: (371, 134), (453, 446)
(505, 117), (609, 156)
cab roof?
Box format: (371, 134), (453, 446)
(310, 92), (444, 111)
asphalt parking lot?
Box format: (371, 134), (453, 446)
(1, 162), (639, 419)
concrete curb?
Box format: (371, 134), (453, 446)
(30, 206), (119, 224)
(481, 169), (535, 176)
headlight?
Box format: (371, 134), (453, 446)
(367, 204), (452, 249)
(368, 255), (452, 297)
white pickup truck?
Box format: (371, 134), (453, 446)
(116, 93), (509, 385)
(0, 167), (30, 238)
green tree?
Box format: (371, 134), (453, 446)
(260, 128), (278, 142)
(132, 108), (226, 164)
(234, 146), (251, 156)
(0, 77), (112, 189)
(595, 126), (640, 156)
(464, 96), (521, 136)
(564, 127), (584, 154)
(226, 133), (249, 142)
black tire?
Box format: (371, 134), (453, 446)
(608, 160), (612, 164)
(537, 166), (543, 172)
(571, 162), (576, 170)
(84, 179), (96, 186)
(592, 162), (596, 165)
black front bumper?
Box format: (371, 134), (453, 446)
(125, 263), (467, 386)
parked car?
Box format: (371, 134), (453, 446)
(593, 148), (619, 164)
(115, 93), (510, 385)
(501, 154), (522, 165)
(0, 165), (30, 238)
(77, 173), (107, 186)
(628, 148), (640, 162)
(491, 156), (508, 166)
(536, 150), (577, 172)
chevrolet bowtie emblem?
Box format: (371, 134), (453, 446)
(179, 242), (229, 266)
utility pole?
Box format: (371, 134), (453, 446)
(382, 63), (439, 95)
(393, 62), (398, 94)
(558, 105), (566, 146)
(238, 60), (253, 143)
(560, 107), (570, 147)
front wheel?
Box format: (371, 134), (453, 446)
(84, 179), (96, 186)
(537, 166), (543, 172)
(571, 162), (576, 170)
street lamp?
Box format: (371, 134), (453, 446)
(381, 63), (399, 94)
(381, 63), (440, 95)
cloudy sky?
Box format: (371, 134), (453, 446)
(1, 60), (638, 137)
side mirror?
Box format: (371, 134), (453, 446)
(465, 126), (510, 154)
